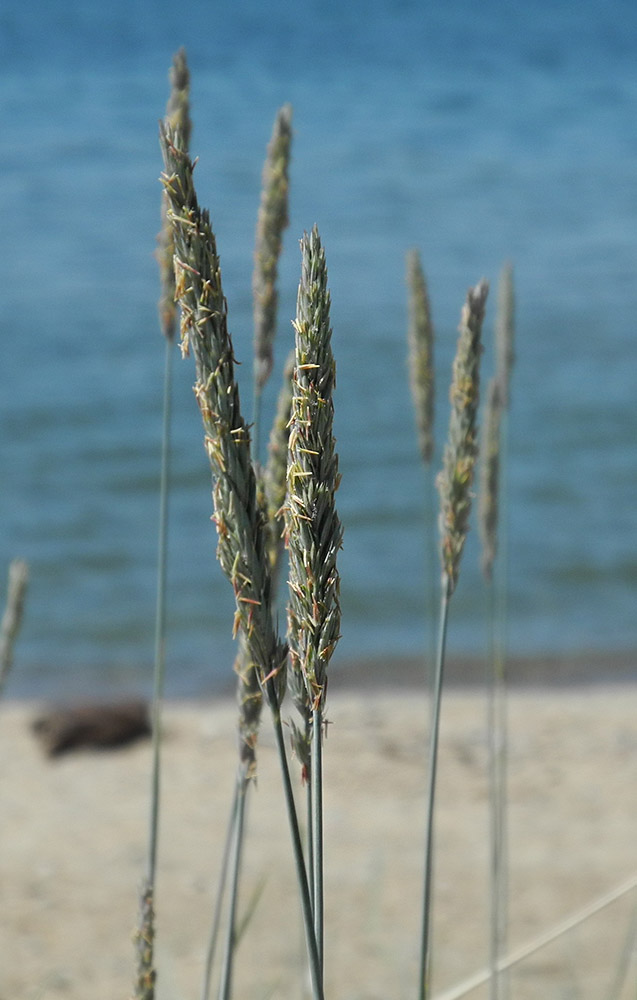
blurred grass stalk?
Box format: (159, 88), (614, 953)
(419, 280), (488, 1000)
(252, 104), (292, 462)
(159, 124), (324, 1000)
(0, 558), (29, 699)
(479, 262), (515, 1000)
(285, 226), (342, 970)
(436, 874), (637, 1000)
(406, 248), (437, 698)
(132, 47), (191, 1000)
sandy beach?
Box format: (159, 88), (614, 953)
(1, 662), (636, 1000)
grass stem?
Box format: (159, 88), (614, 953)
(252, 104), (293, 462)
(418, 581), (451, 1000)
(200, 779), (241, 1000)
(271, 702), (325, 1000)
(420, 280), (487, 1000)
(217, 765), (250, 1000)
(311, 709), (325, 970)
(147, 335), (173, 888)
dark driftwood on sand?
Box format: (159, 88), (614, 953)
(32, 701), (151, 757)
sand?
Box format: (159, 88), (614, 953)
(1, 675), (636, 1000)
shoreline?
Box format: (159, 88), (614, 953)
(5, 649), (636, 704)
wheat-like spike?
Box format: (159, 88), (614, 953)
(407, 248), (435, 464)
(495, 262), (515, 408)
(253, 104), (293, 390)
(264, 350), (295, 569)
(157, 48), (191, 341)
(479, 377), (503, 581)
(131, 880), (156, 1000)
(159, 123), (286, 706)
(285, 226), (342, 713)
(437, 280), (489, 595)
(233, 632), (262, 779)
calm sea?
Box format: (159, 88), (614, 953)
(1, 0), (636, 697)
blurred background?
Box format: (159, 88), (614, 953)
(1, 0), (636, 697)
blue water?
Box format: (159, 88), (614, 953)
(1, 0), (636, 697)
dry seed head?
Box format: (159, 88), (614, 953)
(233, 632), (263, 779)
(478, 376), (502, 581)
(253, 104), (293, 390)
(157, 48), (191, 341)
(264, 350), (295, 572)
(159, 123), (286, 708)
(495, 260), (515, 408)
(406, 248), (435, 464)
(131, 879), (156, 1000)
(285, 226), (342, 714)
(437, 279), (489, 596)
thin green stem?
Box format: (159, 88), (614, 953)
(0, 558), (29, 700)
(252, 384), (264, 467)
(271, 699), (324, 1000)
(148, 335), (173, 887)
(486, 577), (508, 1000)
(424, 461), (438, 714)
(489, 405), (510, 1000)
(217, 766), (250, 1000)
(607, 898), (637, 1000)
(133, 329), (174, 1000)
(311, 709), (324, 972)
(419, 580), (451, 1000)
(435, 876), (637, 1000)
(200, 778), (241, 1000)
(305, 726), (315, 915)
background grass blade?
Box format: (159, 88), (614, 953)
(406, 248), (437, 703)
(285, 226), (342, 970)
(133, 49), (191, 1000)
(419, 280), (488, 1000)
(252, 104), (293, 461)
(0, 558), (29, 700)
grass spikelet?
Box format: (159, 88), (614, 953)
(420, 280), (488, 1000)
(407, 248), (435, 464)
(131, 880), (156, 1000)
(264, 350), (295, 573)
(253, 104), (293, 395)
(495, 261), (515, 408)
(157, 48), (191, 342)
(159, 122), (286, 704)
(286, 226), (342, 714)
(406, 248), (437, 696)
(0, 558), (29, 698)
(285, 225), (342, 969)
(437, 279), (489, 596)
(479, 377), (502, 581)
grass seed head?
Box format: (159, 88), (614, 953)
(157, 48), (191, 341)
(131, 879), (156, 1000)
(437, 279), (489, 595)
(285, 226), (342, 716)
(253, 104), (293, 390)
(496, 260), (515, 408)
(406, 248), (435, 464)
(159, 123), (286, 709)
(478, 376), (502, 581)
